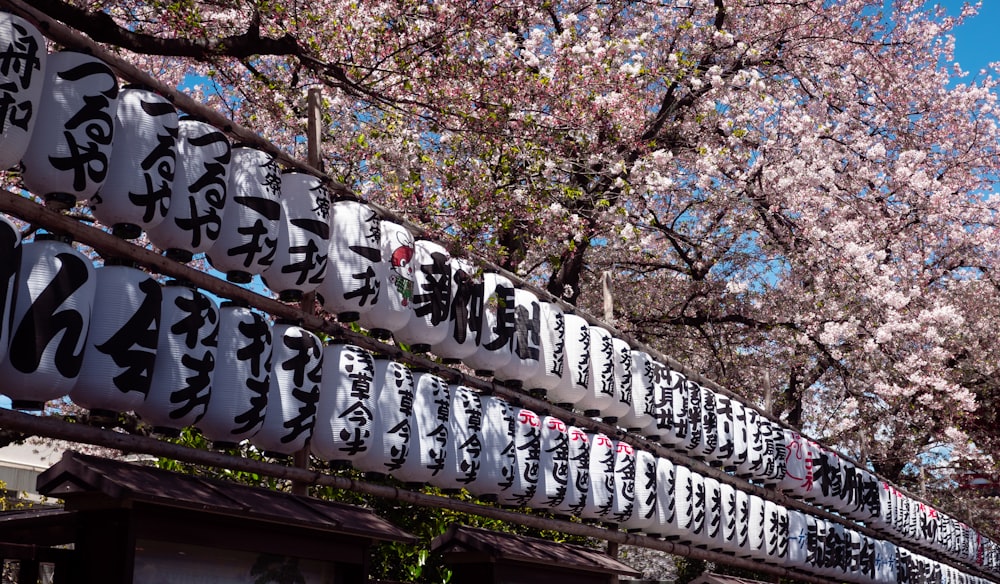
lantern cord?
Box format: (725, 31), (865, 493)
(0, 187), (993, 581)
(0, 407), (974, 584)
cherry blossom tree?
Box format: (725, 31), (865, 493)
(26, 0), (1000, 525)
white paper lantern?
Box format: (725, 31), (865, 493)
(672, 463), (695, 543)
(764, 500), (788, 563)
(740, 405), (764, 479)
(730, 399), (750, 472)
(527, 415), (570, 510)
(746, 494), (766, 559)
(523, 301), (566, 394)
(393, 240), (452, 352)
(317, 200), (381, 321)
(823, 521), (848, 577)
(430, 258), (478, 362)
(581, 432), (615, 522)
(250, 323), (322, 455)
(760, 417), (786, 487)
(356, 220), (414, 338)
(395, 371), (451, 486)
(577, 325), (615, 417)
(474, 395), (517, 500)
(621, 350), (655, 433)
(146, 118), (231, 261)
(0, 235), (96, 410)
(205, 146), (281, 282)
(642, 359), (671, 441)
(91, 86), (178, 238)
(812, 447), (844, 509)
(0, 214), (21, 368)
(623, 449), (657, 533)
(658, 369), (690, 449)
(846, 529), (864, 581)
(261, 172), (331, 301)
(138, 282), (218, 432)
(787, 509), (810, 569)
(197, 303), (271, 446)
(714, 394), (736, 469)
(442, 384), (484, 488)
(876, 538), (898, 583)
(494, 288), (546, 388)
(22, 51), (118, 205)
(651, 456), (679, 539)
(545, 312), (589, 407)
(70, 264), (161, 416)
(496, 406), (541, 506)
(312, 343), (377, 465)
(355, 357), (414, 476)
(0, 13), (45, 170)
(554, 425), (590, 516)
(609, 440), (636, 525)
(688, 471), (708, 546)
(462, 271), (515, 375)
(683, 379), (704, 458)
(778, 430), (816, 497)
(600, 336), (633, 422)
(719, 482), (738, 551)
(701, 477), (723, 550)
(734, 487), (750, 552)
(699, 386), (720, 464)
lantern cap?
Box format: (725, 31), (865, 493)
(279, 289), (303, 303)
(152, 426), (181, 438)
(212, 441), (239, 450)
(165, 278), (198, 289)
(408, 343), (431, 353)
(110, 223), (142, 240)
(440, 357), (461, 365)
(220, 299), (249, 309)
(44, 193), (77, 211)
(11, 400), (44, 411)
(584, 409), (600, 417)
(225, 270), (252, 284)
(34, 232), (71, 244)
(337, 311), (360, 323)
(368, 328), (391, 340)
(87, 409), (120, 426)
(164, 248), (194, 263)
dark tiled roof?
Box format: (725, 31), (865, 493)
(431, 523), (641, 577)
(36, 450), (415, 544)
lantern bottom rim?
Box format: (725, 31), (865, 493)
(11, 400), (44, 412)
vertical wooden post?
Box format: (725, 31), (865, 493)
(291, 88), (325, 497)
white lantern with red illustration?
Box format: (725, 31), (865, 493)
(318, 200), (381, 321)
(395, 371), (451, 486)
(250, 323), (322, 455)
(621, 350), (654, 432)
(623, 448), (657, 532)
(496, 406), (541, 506)
(0, 214), (21, 368)
(442, 384), (483, 489)
(494, 288), (546, 388)
(91, 86), (177, 238)
(356, 221), (414, 338)
(393, 240), (452, 352)
(651, 456), (680, 539)
(554, 425), (590, 516)
(609, 440), (636, 525)
(0, 13), (45, 170)
(547, 314), (589, 410)
(576, 325), (615, 417)
(206, 146), (281, 282)
(146, 117), (230, 261)
(430, 258), (478, 362)
(472, 395), (517, 500)
(70, 264), (161, 416)
(261, 172), (330, 301)
(779, 430), (816, 497)
(197, 303), (271, 446)
(354, 357), (414, 476)
(138, 282), (218, 433)
(22, 51), (118, 205)
(312, 343), (376, 465)
(527, 415), (570, 510)
(0, 235), (96, 410)
(524, 301), (566, 395)
(461, 271), (515, 375)
(581, 432), (615, 522)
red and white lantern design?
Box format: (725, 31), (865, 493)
(146, 118), (230, 261)
(495, 288), (546, 388)
(205, 146), (281, 282)
(524, 301), (566, 395)
(497, 406), (541, 506)
(443, 384), (484, 488)
(577, 325), (615, 417)
(430, 258), (478, 362)
(355, 358), (414, 476)
(92, 86), (177, 238)
(0, 214), (21, 368)
(356, 220), (414, 338)
(138, 282), (218, 432)
(609, 440), (636, 525)
(554, 425), (590, 516)
(393, 240), (452, 352)
(622, 350), (654, 433)
(395, 372), (450, 486)
(261, 172), (330, 301)
(527, 415), (570, 510)
(0, 235), (96, 410)
(474, 395), (517, 500)
(71, 264), (161, 416)
(251, 323), (322, 455)
(197, 303), (271, 446)
(779, 430), (816, 496)
(581, 432), (616, 521)
(623, 448), (657, 533)
(0, 12), (45, 170)
(312, 343), (376, 465)
(318, 200), (381, 321)
(462, 271), (515, 375)
(22, 51), (118, 205)
(545, 312), (589, 407)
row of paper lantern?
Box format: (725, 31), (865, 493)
(1, 11), (997, 579)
